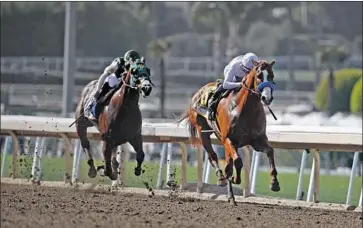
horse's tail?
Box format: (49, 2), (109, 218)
(176, 83), (214, 139)
(175, 107), (197, 139)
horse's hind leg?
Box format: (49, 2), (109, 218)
(251, 135), (280, 192)
(190, 112), (227, 186)
(200, 132), (228, 186)
(129, 134), (145, 177)
(76, 119), (97, 178)
(195, 117), (227, 186)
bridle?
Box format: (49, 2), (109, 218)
(121, 63), (154, 90)
(241, 61), (275, 98)
(240, 61), (278, 120)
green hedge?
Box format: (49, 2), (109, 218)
(350, 77), (362, 114)
(315, 68), (362, 113)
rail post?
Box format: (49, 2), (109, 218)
(346, 152), (360, 206)
(296, 149), (308, 200)
(71, 139), (81, 184)
(166, 143), (173, 183)
(156, 143), (167, 189)
(242, 146), (251, 197)
(59, 133), (72, 183)
(197, 144), (204, 193)
(307, 149), (320, 203)
(250, 150), (261, 195)
(1, 137), (11, 177)
(179, 142), (188, 190)
(7, 131), (19, 179)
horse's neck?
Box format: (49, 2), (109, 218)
(111, 87), (140, 113)
(232, 96), (266, 137)
(234, 69), (257, 115)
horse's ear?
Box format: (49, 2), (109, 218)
(270, 59), (275, 67)
(252, 60), (259, 66)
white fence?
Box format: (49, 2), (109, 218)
(0, 115), (362, 208)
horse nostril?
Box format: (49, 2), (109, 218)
(261, 96), (266, 101)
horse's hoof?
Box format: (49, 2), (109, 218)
(269, 181), (280, 192)
(217, 178), (228, 187)
(232, 176), (241, 185)
(88, 167), (97, 178)
(134, 167), (142, 176)
(167, 180), (178, 190)
(228, 197), (237, 206)
(109, 173), (118, 181)
(96, 166), (105, 177)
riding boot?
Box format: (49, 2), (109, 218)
(207, 85), (224, 120)
(92, 83), (111, 119)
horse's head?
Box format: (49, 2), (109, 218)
(129, 60), (153, 98)
(250, 59), (276, 106)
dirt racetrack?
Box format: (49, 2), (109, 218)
(1, 183), (361, 228)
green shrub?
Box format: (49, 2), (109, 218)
(315, 68), (362, 113)
(350, 77), (362, 114)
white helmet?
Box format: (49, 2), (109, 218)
(241, 52), (259, 72)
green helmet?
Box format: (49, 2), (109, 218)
(124, 50), (141, 63)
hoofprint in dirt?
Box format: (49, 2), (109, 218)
(1, 183), (361, 228)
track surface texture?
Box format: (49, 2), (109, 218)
(1, 183), (362, 228)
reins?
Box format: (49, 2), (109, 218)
(240, 65), (278, 121)
(121, 70), (138, 89)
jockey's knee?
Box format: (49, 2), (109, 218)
(107, 74), (119, 88)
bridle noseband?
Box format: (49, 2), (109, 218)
(241, 62), (275, 98)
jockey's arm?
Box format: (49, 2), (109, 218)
(222, 63), (243, 90)
(95, 60), (119, 93)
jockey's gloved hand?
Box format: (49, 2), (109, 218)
(125, 62), (131, 71)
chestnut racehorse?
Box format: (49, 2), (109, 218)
(177, 60), (280, 204)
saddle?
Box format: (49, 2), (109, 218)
(200, 79), (223, 107)
(207, 82), (234, 108)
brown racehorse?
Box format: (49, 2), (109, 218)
(177, 60), (279, 204)
(75, 61), (153, 181)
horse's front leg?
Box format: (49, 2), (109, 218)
(129, 134), (145, 176)
(266, 146), (280, 192)
(223, 138), (243, 185)
(111, 147), (119, 177)
(223, 138), (242, 205)
(100, 142), (118, 181)
(251, 135), (280, 192)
